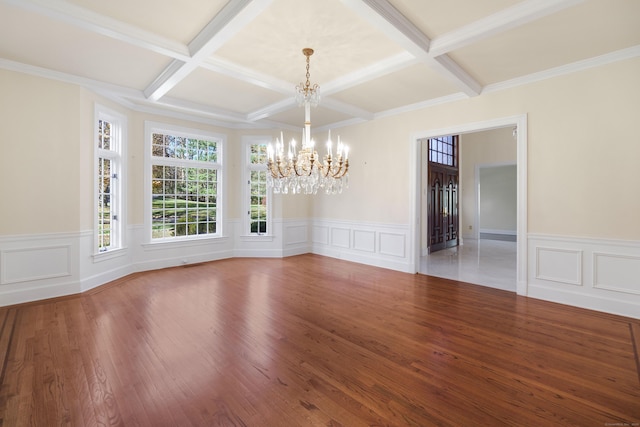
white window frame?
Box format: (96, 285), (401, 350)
(144, 121), (225, 244)
(241, 136), (272, 237)
(94, 105), (127, 258)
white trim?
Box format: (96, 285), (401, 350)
(311, 218), (412, 273)
(94, 104), (127, 257)
(534, 247), (583, 286)
(593, 252), (640, 296)
(479, 229), (517, 236)
(411, 114), (528, 295)
(1, 244), (72, 285)
(143, 0), (273, 101)
(341, 0), (481, 97)
(528, 234), (640, 319)
(241, 135), (273, 237)
(143, 121), (226, 244)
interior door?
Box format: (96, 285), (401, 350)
(428, 164), (459, 253)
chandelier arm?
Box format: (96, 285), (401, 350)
(276, 160), (292, 178)
(267, 160), (280, 179)
(331, 165), (349, 178)
(268, 48), (350, 195)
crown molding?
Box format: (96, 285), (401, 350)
(374, 93), (470, 119)
(0, 58), (143, 99)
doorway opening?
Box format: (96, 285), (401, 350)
(410, 115), (527, 295)
(424, 135), (460, 253)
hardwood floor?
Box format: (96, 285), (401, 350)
(1, 254), (639, 426)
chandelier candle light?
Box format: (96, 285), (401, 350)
(266, 48), (350, 195)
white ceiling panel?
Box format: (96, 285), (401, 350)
(1, 0), (638, 129)
(213, 0), (405, 84)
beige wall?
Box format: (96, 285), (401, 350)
(0, 69), (81, 235)
(313, 57), (640, 241)
(2, 58), (639, 242)
(311, 118), (411, 224)
(0, 72), (311, 239)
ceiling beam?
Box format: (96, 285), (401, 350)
(429, 0), (585, 57)
(322, 52), (418, 95)
(143, 0), (273, 101)
(3, 0), (190, 61)
(319, 98), (375, 121)
(341, 0), (481, 97)
(202, 56), (292, 94)
(246, 98), (296, 122)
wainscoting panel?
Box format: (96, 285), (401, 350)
(1, 245), (71, 285)
(331, 227), (351, 249)
(528, 234), (640, 319)
(312, 225), (330, 245)
(0, 232), (81, 306)
(379, 232), (406, 258)
(312, 220), (412, 272)
(284, 223), (308, 246)
(353, 230), (375, 253)
(535, 247), (582, 286)
(593, 252), (640, 295)
(283, 220), (311, 257)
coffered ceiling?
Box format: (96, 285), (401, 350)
(1, 0), (638, 130)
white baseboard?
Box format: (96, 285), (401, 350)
(480, 228), (517, 235)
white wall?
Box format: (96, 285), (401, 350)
(479, 165), (517, 235)
(459, 127), (517, 239)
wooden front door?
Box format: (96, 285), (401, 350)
(428, 164), (459, 253)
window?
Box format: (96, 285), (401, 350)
(146, 123), (224, 241)
(244, 138), (270, 235)
(428, 135), (458, 167)
(95, 106), (125, 254)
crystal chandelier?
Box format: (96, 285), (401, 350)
(267, 48), (350, 195)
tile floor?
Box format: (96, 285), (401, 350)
(419, 238), (517, 292)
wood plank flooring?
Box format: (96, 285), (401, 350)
(1, 254), (639, 426)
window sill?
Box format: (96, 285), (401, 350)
(92, 247), (128, 263)
(142, 235), (230, 251)
(239, 234), (274, 242)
